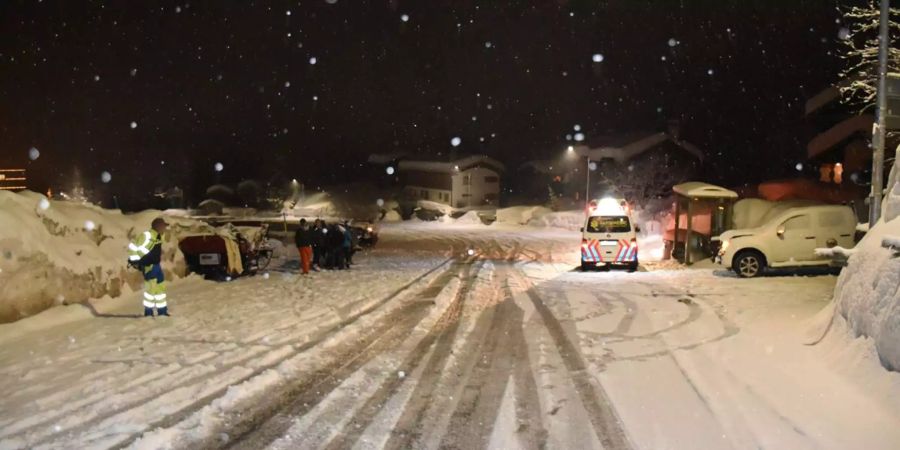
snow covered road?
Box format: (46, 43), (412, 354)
(2, 223), (899, 450)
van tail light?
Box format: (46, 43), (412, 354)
(582, 239), (589, 248)
(631, 237), (637, 244)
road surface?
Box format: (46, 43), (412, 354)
(1, 222), (898, 450)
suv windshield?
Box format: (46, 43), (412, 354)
(586, 216), (631, 233)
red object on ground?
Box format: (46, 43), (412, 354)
(299, 246), (312, 274)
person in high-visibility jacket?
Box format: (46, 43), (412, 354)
(128, 217), (170, 317)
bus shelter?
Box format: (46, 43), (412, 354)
(671, 182), (739, 265)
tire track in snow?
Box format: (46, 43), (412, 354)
(437, 263), (547, 450)
(316, 259), (487, 450)
(379, 262), (496, 450)
(512, 267), (633, 450)
(14, 257), (454, 450)
(215, 259), (479, 450)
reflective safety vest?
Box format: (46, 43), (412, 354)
(128, 229), (161, 264)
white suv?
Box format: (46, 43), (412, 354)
(717, 205), (856, 278)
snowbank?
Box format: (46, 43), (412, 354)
(526, 210), (584, 231)
(453, 210), (484, 225)
(495, 206), (553, 225)
(832, 214), (900, 371)
(0, 191), (195, 323)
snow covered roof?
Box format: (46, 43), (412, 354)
(398, 155), (505, 174)
(573, 132), (704, 163)
(673, 182), (738, 199)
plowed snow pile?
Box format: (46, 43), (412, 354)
(832, 213), (900, 371)
(0, 191), (193, 323)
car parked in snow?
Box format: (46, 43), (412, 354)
(717, 204), (856, 277)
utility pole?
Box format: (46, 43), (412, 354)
(585, 157), (591, 207)
(872, 0), (890, 224)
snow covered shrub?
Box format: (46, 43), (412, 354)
(834, 172), (900, 371)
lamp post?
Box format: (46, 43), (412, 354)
(871, 0), (890, 224)
(567, 145), (592, 209)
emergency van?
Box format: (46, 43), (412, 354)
(580, 198), (639, 271)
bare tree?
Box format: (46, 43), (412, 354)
(838, 1), (900, 110)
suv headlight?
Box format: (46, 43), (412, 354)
(719, 240), (730, 255)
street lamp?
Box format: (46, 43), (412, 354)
(565, 145), (593, 209)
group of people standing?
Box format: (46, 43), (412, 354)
(294, 218), (357, 274)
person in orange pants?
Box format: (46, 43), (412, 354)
(294, 218), (314, 274)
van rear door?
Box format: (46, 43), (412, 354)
(583, 215), (636, 263)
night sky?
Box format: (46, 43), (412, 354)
(0, 0), (857, 208)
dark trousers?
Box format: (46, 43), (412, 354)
(330, 247), (346, 269)
(344, 246), (353, 266)
(312, 245), (322, 267)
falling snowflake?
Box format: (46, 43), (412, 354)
(100, 171), (112, 183)
(376, 198), (385, 207)
(485, 41), (492, 48)
(466, 248), (475, 256)
(284, 81), (291, 88)
(38, 198), (50, 210)
(386, 166), (395, 175)
(398, 370), (406, 379)
(130, 121), (138, 129)
(93, 75), (100, 82)
(263, 272), (270, 279)
(838, 27), (850, 40)
(574, 133), (585, 142)
(592, 53), (604, 62)
(707, 69), (714, 75)
(214, 162), (224, 172)
(309, 56), (317, 65)
(28, 147), (40, 160)
(84, 220), (95, 231)
(573, 124), (581, 131)
(451, 136), (462, 147)
(589, 161), (598, 171)
(795, 163), (804, 171)
(668, 38), (678, 47)
(401, 14), (409, 22)
(130, 68), (138, 76)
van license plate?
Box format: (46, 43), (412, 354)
(199, 253), (220, 265)
(600, 240), (619, 245)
